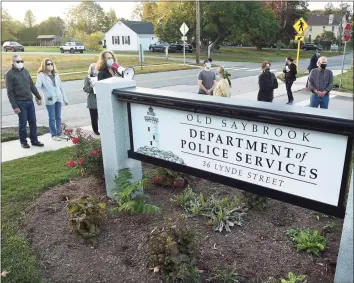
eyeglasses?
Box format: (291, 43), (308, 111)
(46, 63), (53, 66)
(15, 60), (24, 63)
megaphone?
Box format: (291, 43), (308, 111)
(112, 63), (135, 80)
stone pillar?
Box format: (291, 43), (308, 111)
(94, 77), (142, 198)
(334, 170), (353, 283)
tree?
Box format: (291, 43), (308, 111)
(248, 8), (279, 50)
(1, 8), (22, 41)
(66, 2), (107, 34)
(24, 9), (36, 28)
(37, 17), (66, 36)
(104, 8), (118, 32)
(315, 31), (336, 50)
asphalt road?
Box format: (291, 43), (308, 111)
(2, 53), (352, 128)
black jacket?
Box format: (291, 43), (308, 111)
(283, 62), (297, 81)
(309, 54), (319, 71)
(97, 67), (121, 81)
(5, 66), (41, 109)
(258, 72), (278, 100)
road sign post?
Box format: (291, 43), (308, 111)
(293, 18), (308, 69)
(180, 22), (189, 65)
(339, 24), (352, 88)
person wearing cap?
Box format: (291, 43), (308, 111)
(308, 56), (333, 109)
(257, 61), (278, 102)
(283, 56), (297, 105)
(215, 66), (231, 97)
(197, 60), (217, 95)
(5, 54), (44, 148)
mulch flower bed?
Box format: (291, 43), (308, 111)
(23, 163), (343, 283)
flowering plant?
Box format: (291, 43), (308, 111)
(63, 124), (104, 180)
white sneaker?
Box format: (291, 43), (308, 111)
(52, 136), (62, 141)
(59, 134), (67, 139)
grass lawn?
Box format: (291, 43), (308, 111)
(1, 147), (76, 283)
(333, 69), (353, 93)
(1, 126), (49, 142)
(149, 47), (340, 63)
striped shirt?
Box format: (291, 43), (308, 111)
(308, 68), (333, 94)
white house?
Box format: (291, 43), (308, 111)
(105, 21), (158, 52)
(304, 14), (347, 43)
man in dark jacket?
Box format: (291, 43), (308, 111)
(258, 61), (278, 102)
(283, 56), (297, 105)
(5, 54), (44, 148)
(306, 49), (320, 87)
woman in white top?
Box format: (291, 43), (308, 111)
(36, 58), (68, 141)
(215, 66), (231, 97)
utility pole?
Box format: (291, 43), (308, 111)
(338, 0), (344, 51)
(195, 0), (200, 64)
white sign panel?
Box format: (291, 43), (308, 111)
(131, 104), (348, 206)
(180, 22), (189, 35)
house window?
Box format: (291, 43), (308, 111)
(332, 25), (334, 32)
(112, 36), (120, 45)
(148, 127), (150, 132)
(309, 35), (311, 43)
(309, 26), (312, 32)
(122, 36), (130, 45)
(323, 25), (325, 31)
(150, 141), (152, 146)
(153, 135), (155, 140)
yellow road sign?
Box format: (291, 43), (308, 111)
(295, 35), (305, 41)
(293, 17), (308, 34)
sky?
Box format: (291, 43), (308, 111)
(2, 1), (353, 24)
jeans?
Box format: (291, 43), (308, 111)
(285, 79), (294, 102)
(46, 102), (62, 136)
(89, 108), (98, 133)
(309, 94), (330, 109)
(17, 100), (38, 144)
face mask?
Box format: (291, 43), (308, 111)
(205, 62), (211, 69)
(15, 62), (24, 69)
(265, 67), (270, 72)
(107, 59), (114, 67)
(47, 65), (54, 71)
(320, 63), (327, 70)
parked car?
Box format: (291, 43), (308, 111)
(3, 41), (24, 52)
(174, 42), (193, 53)
(301, 43), (323, 51)
(60, 42), (85, 53)
(149, 41), (177, 53)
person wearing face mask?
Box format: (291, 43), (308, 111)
(283, 56), (297, 105)
(36, 58), (69, 141)
(215, 66), (231, 97)
(83, 63), (100, 135)
(257, 61), (278, 103)
(4, 54), (44, 148)
(197, 60), (217, 95)
(308, 56), (333, 109)
(97, 50), (121, 81)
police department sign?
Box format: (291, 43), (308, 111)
(130, 104), (348, 207)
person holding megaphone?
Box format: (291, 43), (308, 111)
(97, 50), (135, 81)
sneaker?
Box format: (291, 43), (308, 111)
(32, 141), (44, 147)
(21, 143), (30, 149)
(59, 134), (67, 139)
(52, 136), (62, 141)
(289, 101), (294, 105)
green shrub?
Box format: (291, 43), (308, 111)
(113, 168), (160, 215)
(280, 272), (307, 283)
(242, 191), (269, 210)
(147, 215), (200, 282)
(67, 195), (106, 238)
(211, 266), (246, 282)
(172, 189), (248, 232)
(287, 228), (327, 256)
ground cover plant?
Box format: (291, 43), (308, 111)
(287, 228), (328, 256)
(333, 68), (353, 93)
(280, 272), (307, 283)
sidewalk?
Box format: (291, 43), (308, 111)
(1, 125), (93, 163)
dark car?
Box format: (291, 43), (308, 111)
(3, 41), (24, 52)
(174, 43), (193, 53)
(301, 43), (323, 51)
(149, 41), (177, 53)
